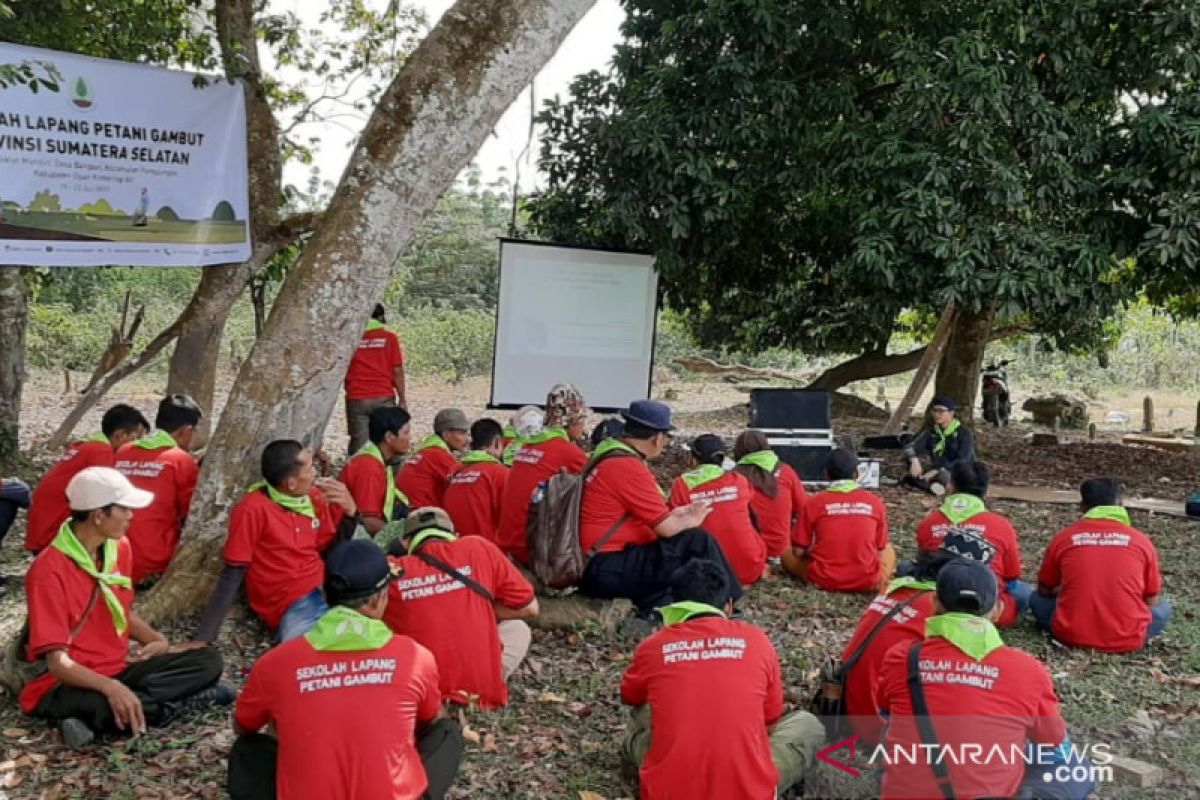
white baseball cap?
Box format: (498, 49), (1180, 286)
(66, 467), (154, 511)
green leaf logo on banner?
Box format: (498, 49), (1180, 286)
(72, 76), (93, 109)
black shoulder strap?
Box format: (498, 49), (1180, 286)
(906, 642), (956, 800)
(842, 589), (929, 675)
(411, 548), (494, 603)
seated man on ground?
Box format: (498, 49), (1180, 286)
(193, 440), (360, 644)
(1033, 477), (1171, 652)
(442, 419), (509, 544)
(26, 403), (149, 553)
(577, 400), (741, 617)
(395, 408), (470, 509)
(228, 540), (462, 800)
(501, 405), (543, 466)
(902, 396), (975, 494)
(497, 384), (589, 564)
(874, 559), (1094, 800)
(22, 467), (229, 748)
(113, 394), (203, 583)
(914, 460), (1031, 626)
(732, 430), (807, 558)
(383, 507), (537, 709)
(338, 406), (412, 539)
(784, 449), (894, 593)
(668, 434), (766, 587)
(620, 559), (825, 799)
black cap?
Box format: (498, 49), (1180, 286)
(931, 396), (957, 412)
(690, 434), (726, 462)
(936, 558), (997, 615)
(826, 448), (859, 479)
(324, 540), (401, 604)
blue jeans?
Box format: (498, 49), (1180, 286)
(0, 478), (31, 546)
(276, 588), (327, 643)
(1021, 752), (1096, 800)
(1007, 579), (1034, 616)
(1030, 592), (1173, 644)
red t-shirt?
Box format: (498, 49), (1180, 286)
(442, 460), (509, 544)
(224, 488), (340, 629)
(344, 327), (404, 401)
(621, 616), (783, 799)
(669, 471), (765, 586)
(394, 445), (458, 510)
(796, 488), (889, 592)
(20, 537), (135, 713)
(234, 631), (440, 800)
(917, 506), (1023, 625)
(874, 635), (1067, 800)
(497, 437), (588, 563)
(743, 463), (808, 557)
(580, 454), (669, 554)
(26, 438), (114, 552)
(1038, 516), (1162, 652)
(384, 536), (533, 709)
(113, 442), (198, 582)
(338, 453), (390, 520)
(840, 585), (936, 745)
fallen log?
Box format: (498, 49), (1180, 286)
(673, 355), (815, 384)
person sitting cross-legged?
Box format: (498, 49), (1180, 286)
(395, 409), (470, 509)
(901, 396), (975, 494)
(441, 419), (510, 544)
(21, 467), (229, 749)
(731, 430), (807, 558)
(620, 559), (825, 799)
(227, 540), (463, 800)
(338, 406), (413, 538)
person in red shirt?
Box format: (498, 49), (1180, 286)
(339, 406), (412, 538)
(501, 405), (543, 466)
(915, 460), (1031, 626)
(620, 559), (825, 799)
(22, 467), (229, 749)
(26, 404), (150, 553)
(497, 383), (590, 563)
(192, 440), (360, 645)
(395, 408), (469, 509)
(112, 394), (202, 583)
(1033, 478), (1172, 652)
(784, 449), (894, 592)
(669, 434), (766, 587)
(874, 558), (1094, 800)
(344, 303), (407, 454)
(577, 400), (741, 618)
(383, 507), (537, 709)
(732, 430), (807, 557)
(442, 419), (509, 544)
(227, 540), (462, 800)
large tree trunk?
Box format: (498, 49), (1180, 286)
(933, 303), (997, 424)
(140, 0), (599, 623)
(0, 267), (28, 453)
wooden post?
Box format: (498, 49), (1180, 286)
(1194, 400), (1200, 438)
(1088, 422), (1097, 441)
(1143, 396), (1155, 433)
(882, 306), (958, 435)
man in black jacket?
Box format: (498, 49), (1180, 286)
(903, 397), (975, 494)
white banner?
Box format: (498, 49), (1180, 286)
(0, 43), (250, 267)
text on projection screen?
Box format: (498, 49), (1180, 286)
(493, 242), (658, 409)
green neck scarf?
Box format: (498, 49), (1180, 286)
(827, 479), (859, 493)
(933, 419), (961, 456)
(593, 438), (639, 459)
(502, 426), (517, 439)
(941, 493), (987, 525)
(1083, 505), (1131, 525)
(462, 450), (501, 465)
(502, 439), (522, 466)
(51, 522), (132, 635)
(133, 429), (177, 450)
(660, 601), (727, 626)
(248, 481), (316, 519)
(418, 434), (451, 453)
(681, 463), (725, 490)
(737, 450), (779, 473)
(81, 431), (110, 445)
(409, 528), (456, 552)
(524, 427), (568, 446)
(925, 612), (1004, 661)
(365, 318), (386, 332)
(304, 606), (393, 652)
(356, 442), (401, 521)
(886, 576), (938, 594)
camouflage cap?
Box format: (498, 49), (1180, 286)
(544, 383), (587, 427)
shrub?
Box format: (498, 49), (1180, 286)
(396, 306), (494, 383)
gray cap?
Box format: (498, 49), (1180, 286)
(433, 408), (469, 434)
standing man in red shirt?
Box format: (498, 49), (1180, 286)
(784, 449), (894, 592)
(192, 440), (361, 644)
(1033, 477), (1171, 652)
(22, 467), (229, 749)
(620, 559), (825, 799)
(732, 430), (807, 557)
(26, 404), (149, 553)
(344, 303), (407, 455)
(383, 508), (537, 709)
(113, 394), (202, 584)
(395, 409), (469, 509)
(442, 419), (509, 543)
(227, 540), (462, 800)
(339, 407), (412, 538)
(497, 383), (589, 563)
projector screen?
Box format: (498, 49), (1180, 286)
(491, 239), (658, 411)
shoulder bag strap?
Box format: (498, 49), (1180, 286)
(581, 449), (637, 558)
(906, 642), (957, 800)
(70, 583), (103, 641)
(412, 549), (495, 603)
(842, 590), (930, 675)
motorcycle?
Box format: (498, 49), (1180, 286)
(980, 359), (1012, 427)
